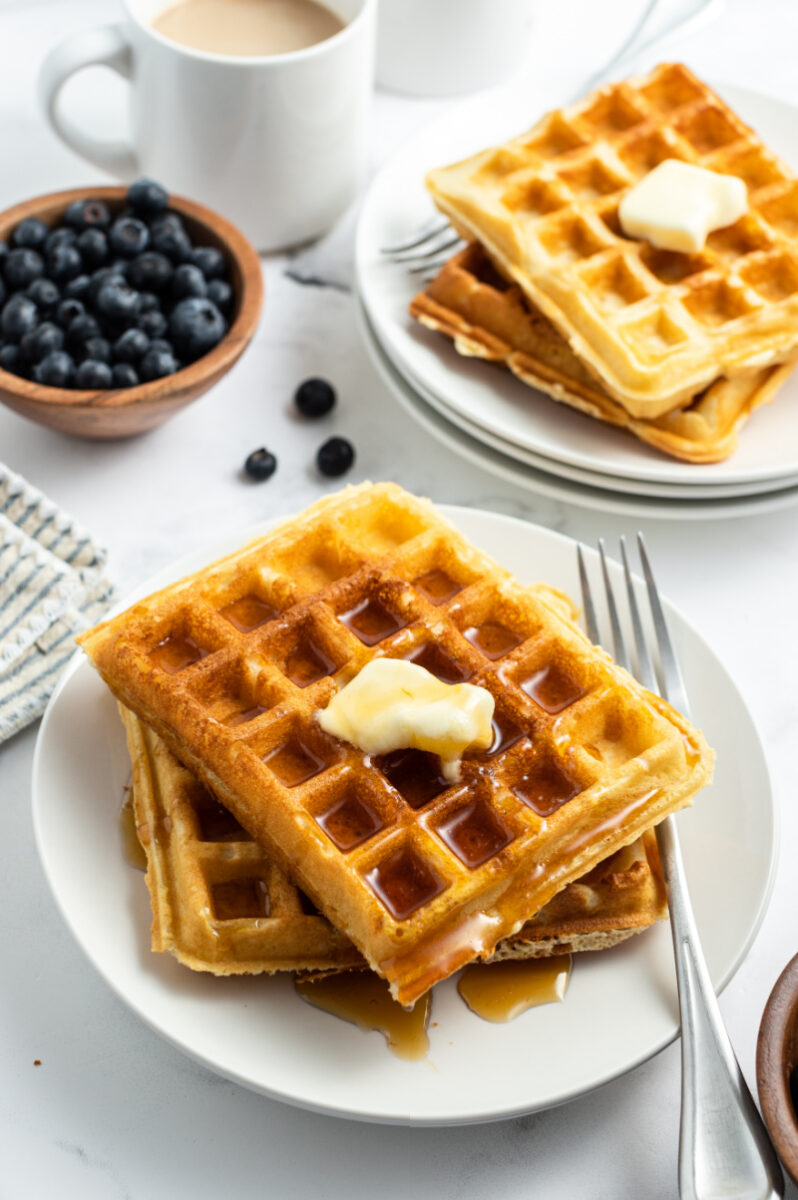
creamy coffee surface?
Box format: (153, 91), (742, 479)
(152, 0), (344, 56)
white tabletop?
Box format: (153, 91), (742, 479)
(2, 1), (798, 1196)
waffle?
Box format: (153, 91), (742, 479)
(121, 674), (667, 974)
(410, 243), (793, 463)
(426, 63), (798, 418)
(79, 482), (712, 1006)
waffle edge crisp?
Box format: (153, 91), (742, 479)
(80, 482), (713, 1005)
(426, 63), (798, 417)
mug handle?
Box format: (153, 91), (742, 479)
(38, 24), (139, 179)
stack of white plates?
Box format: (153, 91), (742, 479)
(356, 76), (798, 520)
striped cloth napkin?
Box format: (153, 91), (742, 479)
(0, 463), (115, 743)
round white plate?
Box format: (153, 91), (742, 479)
(360, 296), (798, 521)
(378, 304), (798, 501)
(33, 508), (776, 1125)
(356, 78), (798, 492)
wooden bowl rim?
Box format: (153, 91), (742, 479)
(756, 951), (798, 1184)
(0, 185), (263, 412)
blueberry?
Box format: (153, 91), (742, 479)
(81, 337), (112, 364)
(126, 178), (169, 216)
(47, 244), (83, 283)
(109, 216), (150, 258)
(171, 263), (207, 300)
(0, 342), (23, 373)
(1, 293), (38, 339)
(65, 313), (101, 352)
(35, 350), (74, 388)
(169, 297), (226, 360)
(55, 298), (85, 328)
(64, 274), (91, 301)
(150, 214), (192, 262)
(4, 248), (44, 288)
(137, 309), (168, 339)
(26, 278), (61, 315)
(0, 240), (7, 265)
(112, 362), (140, 388)
(21, 321), (64, 364)
(316, 436), (354, 477)
(126, 251), (172, 292)
(138, 290), (160, 313)
(12, 218), (49, 250)
(295, 378), (336, 418)
(87, 267), (126, 307)
(75, 358), (112, 388)
(96, 281), (141, 322)
(190, 245), (227, 279)
(0, 278), (5, 309)
(76, 228), (108, 268)
(206, 279), (233, 316)
(45, 227), (77, 254)
(244, 448), (277, 481)
(139, 345), (179, 381)
(64, 199), (111, 231)
(148, 338), (173, 356)
(113, 327), (149, 363)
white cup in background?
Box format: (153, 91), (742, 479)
(38, 0), (376, 252)
(376, 0), (534, 98)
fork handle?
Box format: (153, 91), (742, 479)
(657, 816), (784, 1199)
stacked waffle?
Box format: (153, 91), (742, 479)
(80, 483), (712, 1007)
(411, 63), (798, 462)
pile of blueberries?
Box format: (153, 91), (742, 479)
(0, 179), (233, 390)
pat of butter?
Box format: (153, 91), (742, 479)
(318, 658), (494, 781)
(618, 159), (747, 254)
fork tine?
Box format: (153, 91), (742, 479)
(406, 243), (465, 273)
(637, 533), (692, 719)
(387, 231), (462, 265)
(598, 539), (630, 671)
(577, 545), (599, 644)
(380, 217), (450, 255)
(620, 535), (657, 693)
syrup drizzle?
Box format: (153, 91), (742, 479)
(457, 956), (572, 1022)
(120, 795), (147, 871)
(295, 973), (431, 1061)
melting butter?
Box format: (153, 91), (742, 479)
(618, 159), (747, 254)
(318, 658), (494, 780)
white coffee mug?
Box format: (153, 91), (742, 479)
(39, 0), (376, 252)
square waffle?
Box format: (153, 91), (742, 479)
(410, 243), (793, 463)
(426, 63), (798, 418)
(121, 681), (668, 974)
(79, 483), (712, 1006)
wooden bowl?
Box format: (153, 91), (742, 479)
(757, 952), (798, 1185)
(0, 186), (263, 439)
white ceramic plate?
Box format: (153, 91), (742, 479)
(356, 79), (798, 492)
(379, 305), (798, 501)
(32, 508), (776, 1125)
(360, 297), (798, 521)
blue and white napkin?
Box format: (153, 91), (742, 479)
(0, 464), (115, 743)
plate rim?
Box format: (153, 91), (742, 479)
(31, 506), (779, 1124)
(356, 78), (798, 492)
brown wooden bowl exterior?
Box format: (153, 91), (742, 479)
(757, 952), (798, 1186)
(0, 186), (263, 439)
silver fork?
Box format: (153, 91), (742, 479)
(381, 0), (726, 271)
(578, 535), (783, 1200)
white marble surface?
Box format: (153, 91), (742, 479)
(2, 1), (798, 1196)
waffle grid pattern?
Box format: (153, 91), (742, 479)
(81, 484), (711, 1004)
(426, 63), (798, 416)
(410, 243), (793, 462)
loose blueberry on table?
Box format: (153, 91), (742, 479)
(244, 447), (278, 481)
(0, 179), (233, 390)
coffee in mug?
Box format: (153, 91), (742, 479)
(151, 0), (345, 57)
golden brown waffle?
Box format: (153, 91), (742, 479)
(80, 482), (712, 1006)
(426, 63), (798, 417)
(121, 674), (667, 974)
(410, 243), (793, 463)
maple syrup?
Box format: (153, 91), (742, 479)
(464, 622), (522, 660)
(285, 638), (336, 688)
(193, 788), (251, 841)
(295, 973), (431, 1061)
(434, 800), (514, 868)
(365, 844), (445, 919)
(414, 568), (463, 605)
(211, 878), (269, 919)
(376, 747), (450, 808)
(520, 663), (583, 713)
(403, 641), (472, 684)
(120, 796), (147, 870)
(474, 708), (524, 759)
(316, 792), (384, 852)
(512, 759), (581, 816)
(457, 956), (572, 1022)
(149, 632), (206, 674)
(219, 594), (277, 633)
(264, 736), (330, 786)
(224, 704), (268, 727)
(339, 595), (407, 646)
